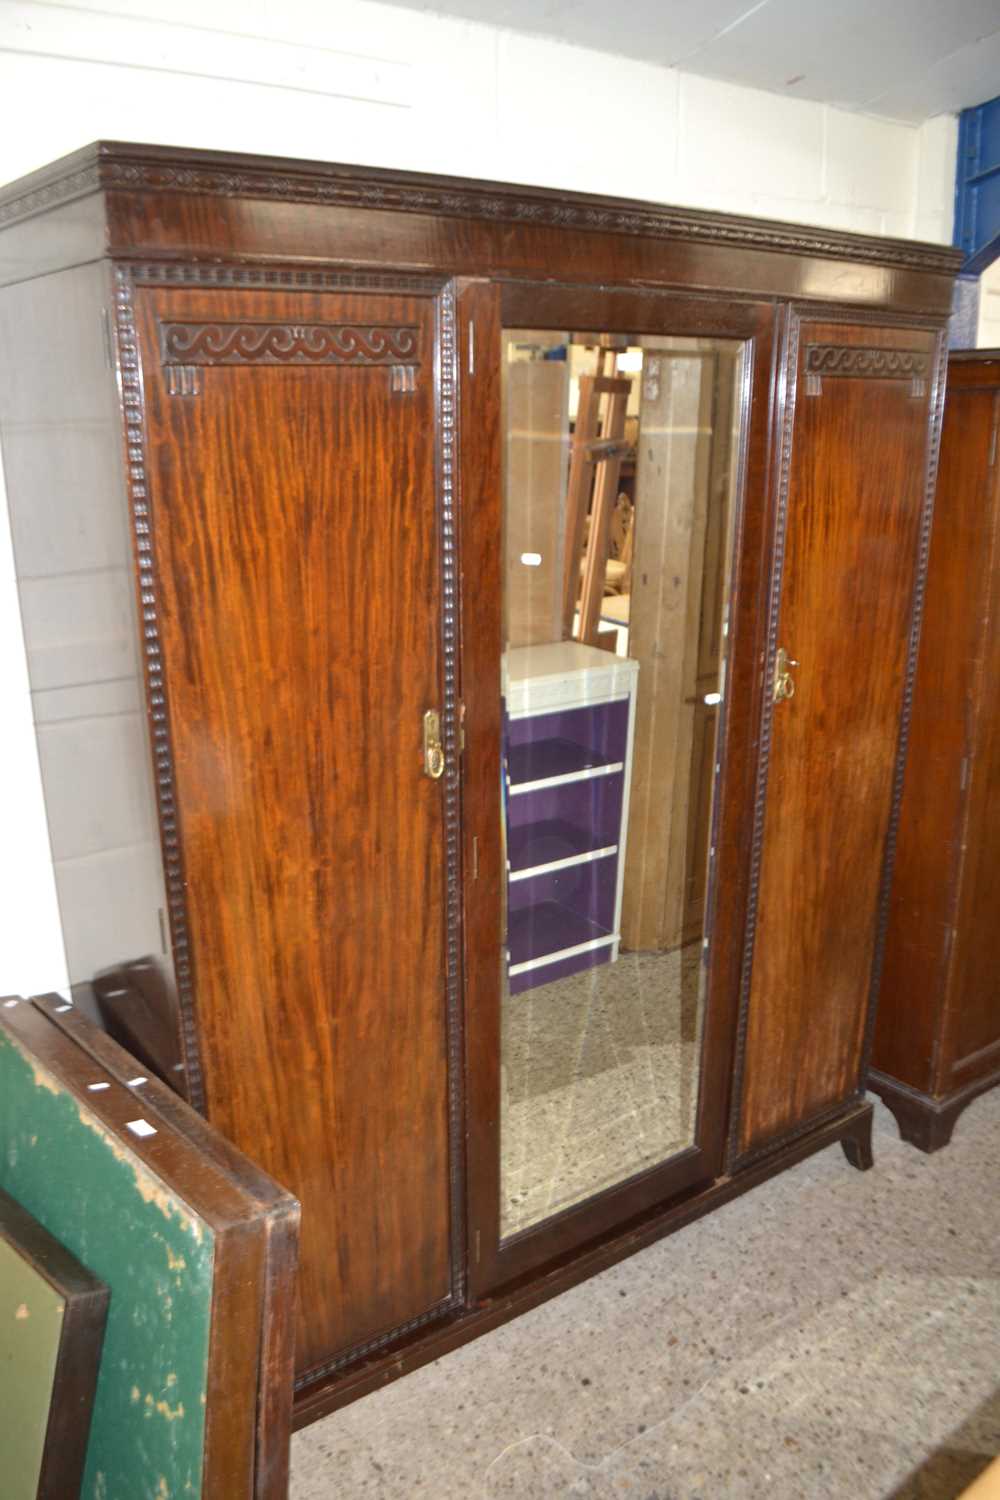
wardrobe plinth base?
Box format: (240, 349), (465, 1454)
(292, 1100), (873, 1430)
(868, 1067), (1000, 1153)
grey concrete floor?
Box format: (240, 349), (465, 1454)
(501, 946), (702, 1235)
(290, 1090), (1000, 1499)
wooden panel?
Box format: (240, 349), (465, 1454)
(683, 697), (719, 939)
(504, 353), (568, 647)
(739, 320), (938, 1156)
(946, 389), (1000, 1081)
(621, 349), (716, 952)
(623, 344), (740, 953)
(103, 200), (954, 319)
(697, 352), (739, 681)
(950, 706), (1000, 1076)
(876, 382), (999, 1095)
(0, 145), (962, 313)
(132, 282), (452, 1376)
(454, 278), (506, 1296)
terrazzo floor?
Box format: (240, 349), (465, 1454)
(291, 1088), (1000, 1500)
(501, 946), (704, 1236)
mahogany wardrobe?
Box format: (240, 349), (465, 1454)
(0, 142), (959, 1424)
(871, 348), (1000, 1150)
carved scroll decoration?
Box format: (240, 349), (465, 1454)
(805, 345), (930, 380)
(159, 320), (420, 367)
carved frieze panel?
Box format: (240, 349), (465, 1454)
(805, 345), (930, 380)
(158, 320), (421, 367)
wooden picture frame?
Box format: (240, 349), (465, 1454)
(0, 994), (300, 1499)
(0, 1183), (109, 1500)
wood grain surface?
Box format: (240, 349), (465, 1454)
(875, 376), (998, 1094)
(0, 141), (960, 314)
(944, 385), (1000, 1083)
(869, 354), (1000, 1148)
(739, 319), (938, 1155)
(134, 283), (453, 1376)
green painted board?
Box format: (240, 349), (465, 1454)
(0, 1019), (214, 1500)
(0, 1181), (108, 1500)
(0, 1233), (66, 1498)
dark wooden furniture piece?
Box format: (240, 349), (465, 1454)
(0, 141), (959, 1424)
(871, 348), (1000, 1151)
(0, 1183), (108, 1500)
(0, 992), (299, 1498)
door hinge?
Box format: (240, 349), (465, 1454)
(989, 416), (998, 469)
(472, 835), (479, 880)
(468, 321), (475, 376)
(459, 699), (466, 752)
(474, 1228), (481, 1265)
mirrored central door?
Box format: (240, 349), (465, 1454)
(501, 330), (743, 1237)
(459, 285), (777, 1292)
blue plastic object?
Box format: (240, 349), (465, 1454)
(955, 93), (1000, 274)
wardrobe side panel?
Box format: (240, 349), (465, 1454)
(133, 283), (454, 1378)
(950, 698), (1000, 1082)
(946, 386), (1000, 1085)
(0, 262), (171, 1011)
(875, 382), (997, 1095)
(739, 321), (939, 1156)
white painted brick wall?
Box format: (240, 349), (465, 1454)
(0, 0), (960, 232)
(495, 34), (682, 201)
(914, 115), (959, 245)
(0, 0), (960, 993)
(825, 110), (915, 216)
(677, 74), (826, 214)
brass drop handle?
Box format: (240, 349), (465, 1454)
(423, 709), (445, 780)
(773, 647), (799, 704)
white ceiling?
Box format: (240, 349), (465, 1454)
(384, 0), (1000, 123)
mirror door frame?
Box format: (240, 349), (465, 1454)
(457, 279), (783, 1298)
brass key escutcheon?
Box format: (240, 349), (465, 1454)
(773, 646), (799, 704)
(423, 709), (445, 779)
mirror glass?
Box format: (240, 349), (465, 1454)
(499, 330), (745, 1239)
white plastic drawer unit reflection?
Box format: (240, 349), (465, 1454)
(502, 640), (638, 993)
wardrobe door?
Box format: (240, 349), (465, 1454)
(736, 319), (941, 1160)
(128, 279), (459, 1380)
(461, 282), (777, 1293)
